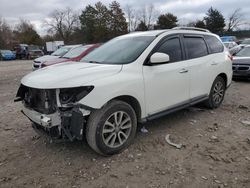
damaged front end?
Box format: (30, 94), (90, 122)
(15, 84), (94, 141)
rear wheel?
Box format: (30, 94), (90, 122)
(86, 100), (137, 155)
(204, 76), (226, 109)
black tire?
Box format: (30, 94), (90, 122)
(86, 100), (137, 155)
(204, 76), (226, 109)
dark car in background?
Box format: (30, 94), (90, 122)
(41, 44), (100, 68)
(232, 45), (250, 79)
(27, 45), (44, 59)
(0, 50), (16, 60)
(14, 44), (28, 59)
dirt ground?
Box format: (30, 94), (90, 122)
(0, 60), (249, 188)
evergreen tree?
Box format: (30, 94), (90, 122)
(204, 7), (225, 34)
(154, 13), (178, 29)
(109, 1), (128, 38)
(135, 21), (148, 31)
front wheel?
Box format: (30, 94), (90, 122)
(86, 100), (137, 155)
(204, 76), (226, 109)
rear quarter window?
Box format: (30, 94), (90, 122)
(184, 37), (208, 59)
(205, 35), (224, 54)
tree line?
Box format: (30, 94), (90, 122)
(0, 1), (248, 49)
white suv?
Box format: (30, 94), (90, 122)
(15, 28), (232, 155)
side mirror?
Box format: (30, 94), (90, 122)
(150, 52), (170, 64)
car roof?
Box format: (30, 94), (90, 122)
(120, 28), (217, 39)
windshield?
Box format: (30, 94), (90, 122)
(82, 36), (155, 64)
(241, 39), (250, 45)
(51, 47), (71, 56)
(223, 43), (230, 48)
(63, 46), (89, 59)
(235, 47), (250, 57)
(28, 46), (40, 51)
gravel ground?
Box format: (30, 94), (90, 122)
(0, 60), (250, 188)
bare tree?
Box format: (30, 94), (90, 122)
(0, 17), (13, 48)
(139, 4), (158, 30)
(227, 8), (244, 31)
(125, 5), (139, 32)
(44, 7), (79, 42)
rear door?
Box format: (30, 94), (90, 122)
(183, 35), (212, 99)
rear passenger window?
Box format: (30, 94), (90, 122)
(157, 37), (182, 63)
(205, 35), (224, 53)
(184, 37), (208, 59)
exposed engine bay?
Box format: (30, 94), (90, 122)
(15, 84), (93, 141)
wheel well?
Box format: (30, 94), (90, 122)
(112, 95), (141, 121)
(217, 73), (227, 86)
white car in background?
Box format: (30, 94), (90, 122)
(16, 27), (232, 155)
(223, 41), (238, 49)
(32, 45), (81, 70)
(223, 41), (242, 55)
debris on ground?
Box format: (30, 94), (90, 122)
(201, 176), (208, 180)
(207, 123), (219, 132)
(240, 120), (250, 126)
(247, 138), (250, 144)
(209, 135), (219, 142)
(190, 119), (197, 125)
(165, 134), (182, 149)
(238, 105), (249, 110)
(140, 126), (148, 133)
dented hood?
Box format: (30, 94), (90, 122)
(21, 62), (122, 89)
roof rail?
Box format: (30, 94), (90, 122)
(173, 27), (210, 33)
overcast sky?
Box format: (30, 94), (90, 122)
(0, 0), (249, 35)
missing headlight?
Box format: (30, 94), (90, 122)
(59, 86), (94, 105)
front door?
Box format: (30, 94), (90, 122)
(143, 36), (190, 115)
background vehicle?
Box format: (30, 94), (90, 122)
(33, 45), (80, 70)
(0, 50), (16, 60)
(240, 38), (250, 47)
(223, 41), (238, 49)
(27, 45), (44, 59)
(220, 36), (238, 43)
(45, 41), (64, 54)
(16, 28), (232, 155)
(41, 44), (100, 68)
(14, 44), (28, 59)
(223, 41), (242, 55)
(232, 45), (250, 79)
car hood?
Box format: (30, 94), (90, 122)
(34, 55), (60, 63)
(21, 62), (122, 89)
(43, 57), (69, 66)
(233, 57), (250, 65)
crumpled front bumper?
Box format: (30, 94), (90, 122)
(21, 105), (88, 141)
(21, 106), (61, 128)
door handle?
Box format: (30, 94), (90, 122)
(179, 69), (188, 73)
(211, 62), (218, 65)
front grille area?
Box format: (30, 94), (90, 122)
(17, 85), (57, 114)
(233, 64), (250, 71)
(238, 66), (249, 71)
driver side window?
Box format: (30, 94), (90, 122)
(156, 37), (183, 63)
